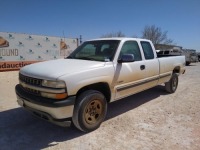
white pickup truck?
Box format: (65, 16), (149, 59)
(15, 38), (185, 132)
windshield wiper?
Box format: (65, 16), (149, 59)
(66, 56), (74, 59)
(76, 57), (96, 61)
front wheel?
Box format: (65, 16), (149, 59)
(165, 73), (178, 93)
(72, 90), (107, 132)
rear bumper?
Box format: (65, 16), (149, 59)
(15, 84), (76, 126)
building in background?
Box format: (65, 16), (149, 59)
(0, 32), (78, 71)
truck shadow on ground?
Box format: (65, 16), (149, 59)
(0, 85), (168, 150)
(106, 85), (167, 120)
(187, 64), (197, 66)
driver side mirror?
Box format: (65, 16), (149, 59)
(118, 54), (135, 63)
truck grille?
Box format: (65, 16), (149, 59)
(25, 87), (40, 95)
(19, 73), (42, 96)
(19, 73), (42, 86)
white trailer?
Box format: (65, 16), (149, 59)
(0, 32), (78, 71)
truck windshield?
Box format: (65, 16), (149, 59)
(67, 40), (120, 62)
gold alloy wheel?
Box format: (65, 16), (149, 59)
(84, 99), (103, 125)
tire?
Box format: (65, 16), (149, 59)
(72, 90), (107, 132)
(186, 62), (190, 66)
(165, 73), (178, 93)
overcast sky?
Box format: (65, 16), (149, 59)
(1, 0), (200, 51)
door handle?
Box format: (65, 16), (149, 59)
(140, 65), (145, 70)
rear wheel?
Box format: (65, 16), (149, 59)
(72, 90), (107, 132)
(186, 62), (190, 66)
(165, 73), (178, 93)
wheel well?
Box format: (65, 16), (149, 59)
(173, 66), (180, 74)
(76, 82), (111, 103)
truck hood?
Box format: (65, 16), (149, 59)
(20, 59), (106, 80)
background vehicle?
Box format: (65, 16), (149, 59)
(157, 48), (198, 66)
(181, 49), (198, 65)
(197, 52), (200, 62)
(15, 38), (185, 132)
(156, 48), (182, 56)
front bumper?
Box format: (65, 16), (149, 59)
(15, 84), (76, 127)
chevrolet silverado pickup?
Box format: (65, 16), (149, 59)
(15, 38), (185, 132)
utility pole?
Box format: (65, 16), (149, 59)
(79, 35), (82, 44)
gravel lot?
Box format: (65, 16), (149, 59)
(0, 63), (200, 150)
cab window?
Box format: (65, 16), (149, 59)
(119, 41), (142, 61)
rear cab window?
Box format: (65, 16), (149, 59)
(140, 41), (155, 59)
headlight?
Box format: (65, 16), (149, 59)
(42, 80), (66, 88)
(41, 80), (67, 99)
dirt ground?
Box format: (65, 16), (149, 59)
(0, 63), (200, 150)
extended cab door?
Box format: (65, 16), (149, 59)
(139, 41), (160, 89)
(114, 40), (147, 100)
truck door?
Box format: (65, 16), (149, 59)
(140, 41), (159, 89)
(114, 40), (147, 100)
